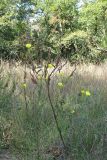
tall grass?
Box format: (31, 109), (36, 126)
(0, 62), (107, 160)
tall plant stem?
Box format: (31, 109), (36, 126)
(24, 62), (28, 111)
(47, 80), (66, 149)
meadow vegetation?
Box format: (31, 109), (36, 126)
(0, 0), (107, 159)
(0, 61), (107, 160)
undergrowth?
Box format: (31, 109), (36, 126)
(0, 63), (107, 160)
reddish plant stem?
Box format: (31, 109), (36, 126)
(47, 78), (66, 149)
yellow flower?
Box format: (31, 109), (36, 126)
(22, 83), (27, 89)
(81, 89), (85, 95)
(26, 43), (32, 49)
(38, 75), (42, 80)
(57, 82), (64, 88)
(86, 91), (91, 96)
(48, 63), (54, 69)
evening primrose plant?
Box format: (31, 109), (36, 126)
(26, 43), (32, 49)
(81, 89), (91, 96)
(19, 41), (80, 152)
(57, 82), (64, 88)
(47, 63), (54, 69)
(11, 41), (96, 158)
(86, 90), (91, 96)
(22, 83), (27, 89)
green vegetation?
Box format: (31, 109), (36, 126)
(0, 0), (107, 159)
(0, 0), (107, 62)
(0, 63), (107, 159)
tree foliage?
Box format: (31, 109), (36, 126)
(0, 0), (107, 63)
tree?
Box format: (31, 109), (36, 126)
(0, 0), (107, 63)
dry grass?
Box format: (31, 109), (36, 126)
(0, 61), (107, 160)
(1, 60), (107, 84)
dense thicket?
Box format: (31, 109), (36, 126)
(0, 0), (107, 63)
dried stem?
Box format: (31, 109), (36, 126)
(69, 63), (78, 78)
(46, 53), (66, 149)
(24, 61), (28, 110)
(47, 79), (66, 149)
